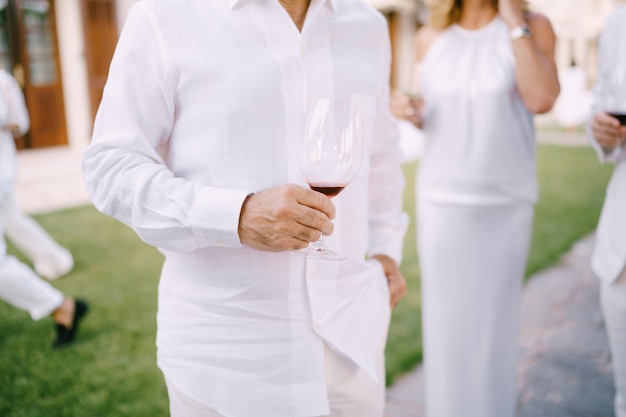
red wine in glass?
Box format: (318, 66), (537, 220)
(308, 182), (346, 198)
(608, 112), (626, 126)
(293, 96), (365, 261)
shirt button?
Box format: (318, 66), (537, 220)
(315, 323), (320, 330)
(299, 43), (305, 53)
(310, 268), (318, 278)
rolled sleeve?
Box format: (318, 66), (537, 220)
(190, 188), (251, 247)
(82, 3), (252, 253)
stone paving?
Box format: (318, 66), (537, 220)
(517, 234), (615, 417)
(385, 234), (617, 417)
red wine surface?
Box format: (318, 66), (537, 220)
(309, 182), (346, 197)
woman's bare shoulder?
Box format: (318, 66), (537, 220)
(414, 25), (442, 61)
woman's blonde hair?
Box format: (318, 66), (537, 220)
(426, 0), (529, 30)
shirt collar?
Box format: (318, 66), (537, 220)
(226, 0), (337, 13)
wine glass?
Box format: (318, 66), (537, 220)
(294, 96), (365, 261)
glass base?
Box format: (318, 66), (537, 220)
(292, 245), (347, 261)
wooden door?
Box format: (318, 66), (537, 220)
(0, 2), (23, 147)
(16, 0), (67, 148)
(82, 0), (118, 123)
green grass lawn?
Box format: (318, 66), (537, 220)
(0, 144), (615, 416)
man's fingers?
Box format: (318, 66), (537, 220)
(295, 205), (334, 236)
(296, 187), (336, 220)
(238, 184), (336, 252)
(388, 272), (408, 309)
(597, 111), (622, 127)
(292, 222), (324, 242)
(592, 113), (626, 148)
(370, 254), (408, 309)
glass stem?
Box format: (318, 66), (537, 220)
(310, 235), (326, 252)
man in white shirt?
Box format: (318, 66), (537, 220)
(82, 0), (408, 416)
(588, 5), (626, 417)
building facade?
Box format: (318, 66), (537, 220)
(3, 0), (420, 152)
(0, 0), (130, 151)
(7, 0), (625, 152)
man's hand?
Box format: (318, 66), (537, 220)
(238, 184), (336, 252)
(371, 254), (407, 309)
(591, 111), (626, 150)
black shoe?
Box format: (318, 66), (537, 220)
(52, 299), (89, 349)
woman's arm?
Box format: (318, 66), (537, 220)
(389, 26), (439, 128)
(499, 0), (560, 114)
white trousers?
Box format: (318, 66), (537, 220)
(417, 202), (533, 417)
(3, 197), (73, 280)
(0, 254), (64, 320)
(601, 267), (626, 417)
(0, 215), (64, 320)
(165, 342), (385, 417)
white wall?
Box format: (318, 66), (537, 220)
(53, 0), (140, 151)
(529, 0), (618, 85)
(55, 0), (92, 150)
(364, 0), (418, 92)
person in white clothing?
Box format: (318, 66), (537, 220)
(0, 72), (88, 349)
(390, 0), (560, 416)
(0, 69), (74, 280)
(81, 0), (408, 416)
(588, 5), (626, 417)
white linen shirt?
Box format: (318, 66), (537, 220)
(82, 0), (407, 415)
(588, 5), (626, 284)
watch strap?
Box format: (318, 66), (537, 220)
(510, 23), (532, 41)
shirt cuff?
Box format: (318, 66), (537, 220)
(189, 187), (252, 248)
(367, 212), (409, 265)
(587, 119), (624, 164)
(602, 145), (624, 163)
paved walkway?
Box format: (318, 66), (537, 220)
(385, 233), (616, 417)
(14, 144), (90, 214)
(15, 129), (616, 417)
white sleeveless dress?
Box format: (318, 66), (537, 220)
(417, 17), (535, 417)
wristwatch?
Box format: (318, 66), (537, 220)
(510, 23), (532, 41)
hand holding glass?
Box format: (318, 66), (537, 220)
(294, 97), (364, 260)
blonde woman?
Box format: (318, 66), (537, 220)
(391, 0), (559, 416)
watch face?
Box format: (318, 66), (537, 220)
(511, 24), (531, 40)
